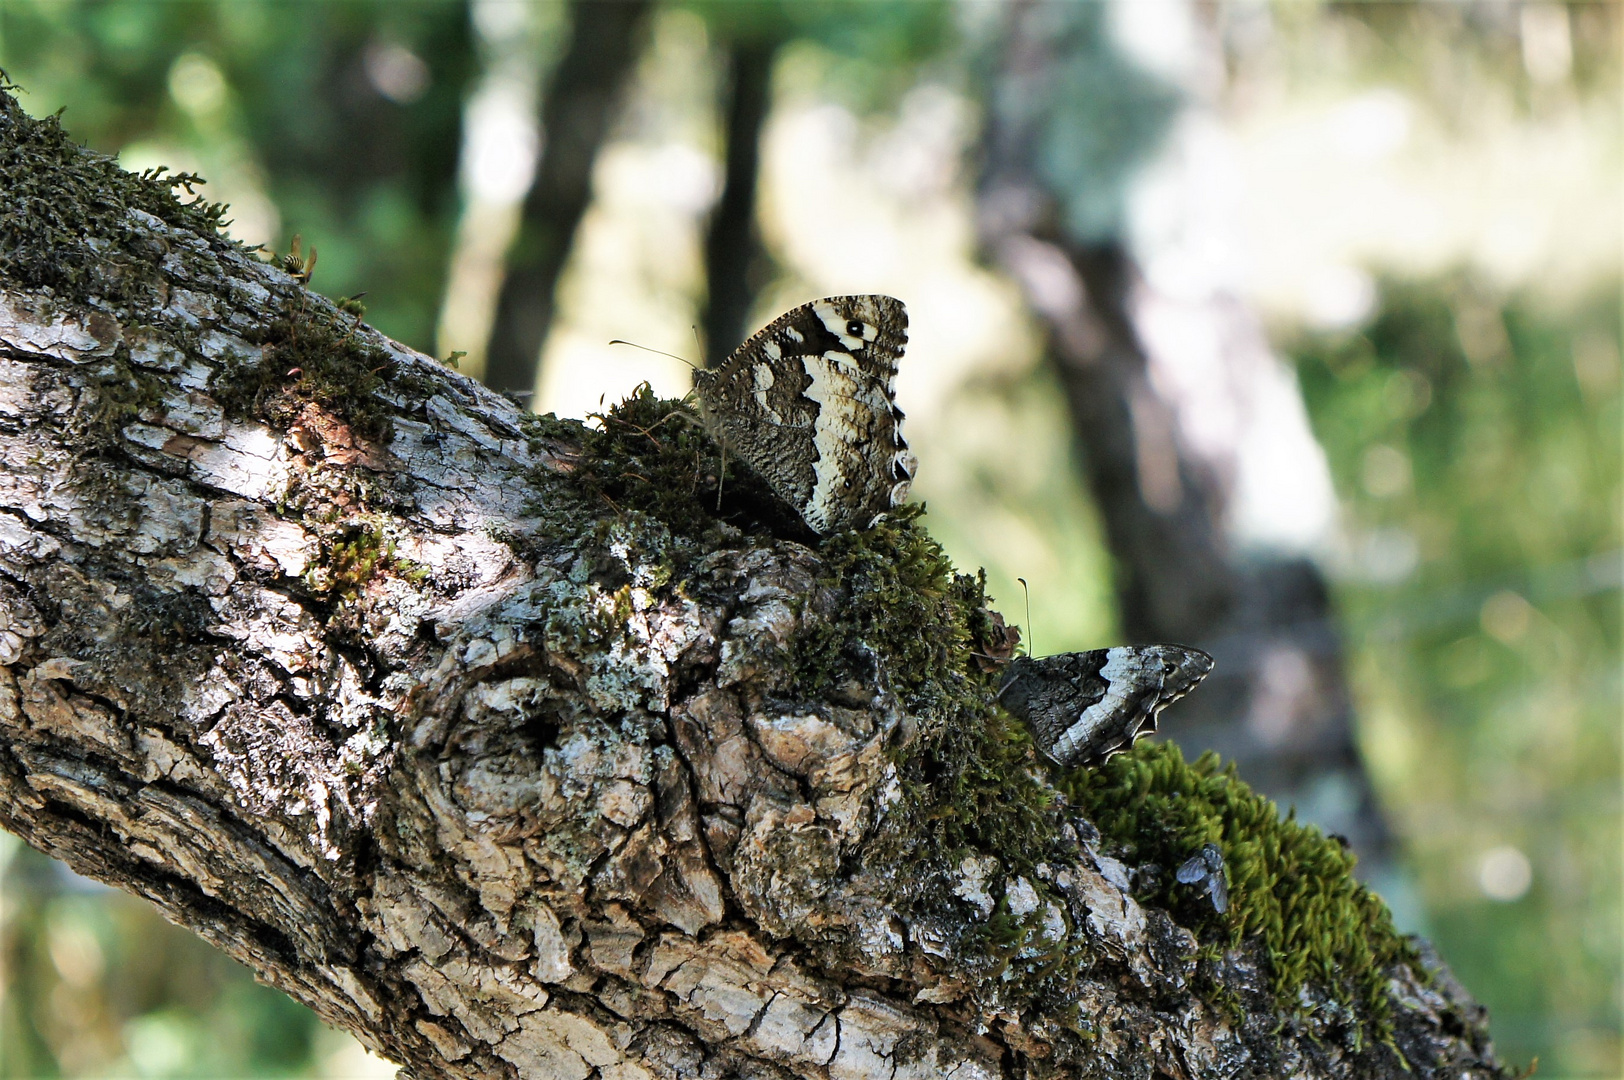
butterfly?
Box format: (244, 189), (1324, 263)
(692, 295), (916, 535)
(1176, 842), (1229, 914)
(996, 645), (1214, 768)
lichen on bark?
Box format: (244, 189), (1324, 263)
(0, 83), (1507, 1079)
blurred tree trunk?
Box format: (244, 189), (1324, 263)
(976, 2), (1396, 876)
(0, 87), (1504, 1080)
(701, 33), (782, 367)
(483, 0), (652, 393)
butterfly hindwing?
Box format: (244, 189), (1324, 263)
(997, 645), (1214, 768)
(693, 295), (915, 535)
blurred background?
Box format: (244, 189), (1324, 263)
(0, 1), (1616, 1076)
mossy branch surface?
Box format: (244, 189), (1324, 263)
(1066, 743), (1418, 1037)
(214, 302), (399, 445)
(0, 74), (1504, 1077)
(529, 390), (1427, 1052)
(0, 72), (229, 300)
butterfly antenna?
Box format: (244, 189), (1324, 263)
(1017, 577), (1034, 658)
(608, 339), (698, 371)
(692, 325), (706, 365)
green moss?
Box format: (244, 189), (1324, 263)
(789, 510), (1085, 989)
(791, 507), (957, 696)
(797, 511), (1055, 868)
(570, 386), (721, 537)
(213, 298), (397, 445)
(1063, 740), (1419, 1041)
(0, 77), (230, 301)
(304, 519), (426, 603)
(524, 384), (795, 545)
(81, 356), (164, 450)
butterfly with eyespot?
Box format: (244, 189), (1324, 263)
(996, 645), (1214, 768)
(692, 295), (916, 535)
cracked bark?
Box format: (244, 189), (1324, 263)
(0, 90), (1505, 1079)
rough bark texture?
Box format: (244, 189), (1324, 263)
(483, 0), (653, 393)
(975, 2), (1396, 872)
(0, 89), (1506, 1079)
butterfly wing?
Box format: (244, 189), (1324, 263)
(1207, 867), (1229, 914)
(693, 295), (915, 534)
(998, 650), (1133, 767)
(1177, 843), (1228, 913)
(998, 645), (1214, 768)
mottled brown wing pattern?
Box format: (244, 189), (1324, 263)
(997, 646), (1215, 768)
(693, 295), (916, 534)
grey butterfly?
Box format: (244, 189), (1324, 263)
(692, 295), (916, 535)
(996, 645), (1214, 768)
(1176, 842), (1229, 914)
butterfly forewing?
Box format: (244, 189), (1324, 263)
(998, 645), (1215, 768)
(693, 295), (915, 534)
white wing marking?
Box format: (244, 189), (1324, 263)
(800, 351), (888, 532)
(813, 300), (871, 352)
(751, 363), (782, 423)
(1051, 648), (1152, 763)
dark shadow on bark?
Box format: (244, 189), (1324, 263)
(701, 34), (782, 368)
(483, 0), (653, 392)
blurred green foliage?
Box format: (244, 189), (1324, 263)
(1287, 275), (1622, 1075)
(0, 0), (474, 351)
(0, 2), (1617, 1077)
(1, 838), (323, 1079)
(684, 0), (956, 112)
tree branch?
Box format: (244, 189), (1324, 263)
(0, 86), (1504, 1080)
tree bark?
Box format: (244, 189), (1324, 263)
(482, 0), (652, 393)
(0, 88), (1503, 1079)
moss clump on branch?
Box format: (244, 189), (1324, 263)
(1064, 740), (1418, 1042)
(0, 82), (408, 456)
(214, 300), (398, 445)
(795, 510), (1058, 879)
(81, 356), (165, 450)
(0, 76), (231, 300)
(307, 520), (428, 602)
(789, 509), (1099, 1005)
(524, 385), (808, 547)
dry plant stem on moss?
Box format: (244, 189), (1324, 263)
(0, 85), (1507, 1080)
